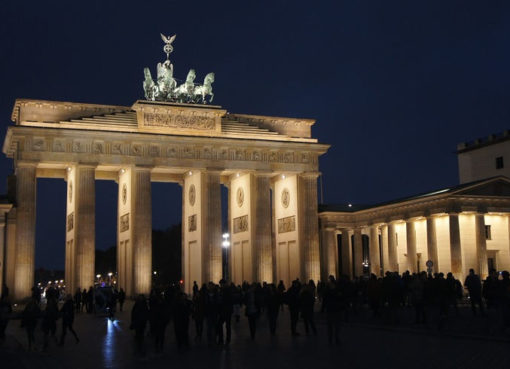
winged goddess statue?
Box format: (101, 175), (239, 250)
(161, 33), (176, 61)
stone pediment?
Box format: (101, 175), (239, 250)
(452, 177), (510, 197)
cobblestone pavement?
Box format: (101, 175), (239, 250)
(1, 303), (509, 369)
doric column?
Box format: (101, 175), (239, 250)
(4, 208), (16, 295)
(426, 216), (439, 272)
(340, 229), (352, 278)
(387, 222), (398, 272)
(380, 224), (389, 273)
(132, 167), (152, 295)
(353, 228), (363, 277)
(297, 173), (320, 282)
(369, 225), (381, 276)
(449, 213), (462, 278)
(406, 219), (417, 273)
(252, 173), (272, 283)
(74, 165), (96, 292)
(475, 213), (488, 279)
(202, 171), (222, 283)
(0, 214), (5, 298)
(14, 162), (37, 300)
(321, 227), (338, 280)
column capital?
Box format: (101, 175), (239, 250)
(298, 171), (320, 179)
(77, 163), (98, 169)
(132, 165), (153, 173)
(16, 161), (37, 169)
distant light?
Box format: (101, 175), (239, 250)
(282, 174), (286, 179)
(222, 240), (230, 248)
(348, 204), (352, 208)
(54, 280), (58, 283)
(236, 173), (240, 178)
(96, 274), (101, 279)
(179, 280), (184, 284)
(60, 279), (64, 283)
(153, 271), (157, 275)
(188, 171), (192, 176)
(223, 233), (229, 239)
(108, 272), (113, 277)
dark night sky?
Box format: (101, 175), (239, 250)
(2, 1), (510, 270)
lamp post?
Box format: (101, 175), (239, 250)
(222, 233), (230, 280)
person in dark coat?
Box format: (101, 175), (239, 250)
(205, 282), (219, 346)
(464, 269), (485, 316)
(42, 296), (59, 350)
(151, 292), (169, 352)
(244, 284), (260, 339)
(21, 297), (41, 350)
(323, 276), (343, 345)
(286, 280), (301, 336)
(192, 285), (206, 341)
(217, 279), (234, 344)
(118, 288), (126, 312)
(300, 282), (317, 335)
(131, 294), (149, 354)
(59, 294), (79, 345)
(173, 292), (191, 349)
(266, 284), (281, 336)
(74, 288), (82, 313)
(0, 295), (12, 340)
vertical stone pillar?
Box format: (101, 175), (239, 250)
(449, 213), (462, 278)
(381, 224), (389, 273)
(4, 208), (16, 295)
(0, 214), (5, 298)
(14, 162), (37, 300)
(369, 225), (381, 276)
(297, 173), (320, 282)
(353, 229), (363, 277)
(321, 227), (338, 280)
(406, 219), (417, 273)
(475, 213), (488, 279)
(132, 168), (152, 295)
(340, 229), (352, 278)
(252, 174), (272, 282)
(426, 216), (439, 272)
(74, 165), (96, 292)
(202, 171), (222, 283)
(387, 222), (398, 272)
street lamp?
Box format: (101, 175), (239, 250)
(222, 233), (230, 280)
(222, 233), (230, 248)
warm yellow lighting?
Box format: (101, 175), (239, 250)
(96, 274), (101, 279)
(282, 174), (286, 179)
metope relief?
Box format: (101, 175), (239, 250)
(188, 214), (197, 232)
(278, 216), (295, 233)
(233, 215), (248, 233)
(120, 213), (130, 232)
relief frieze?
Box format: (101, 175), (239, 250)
(278, 216), (296, 234)
(188, 214), (197, 232)
(143, 112), (216, 131)
(233, 215), (248, 233)
(67, 212), (74, 232)
(120, 213), (130, 232)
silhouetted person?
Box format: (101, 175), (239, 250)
(446, 272), (461, 316)
(151, 292), (169, 352)
(81, 289), (87, 313)
(0, 295), (12, 340)
(192, 285), (206, 341)
(131, 294), (149, 355)
(74, 288), (82, 313)
(244, 284), (260, 339)
(59, 294), (79, 345)
(409, 272), (426, 324)
(173, 292), (191, 349)
(464, 269), (485, 316)
(42, 296), (59, 350)
(266, 284), (280, 336)
(1, 283), (9, 299)
(21, 297), (40, 350)
(217, 279), (233, 344)
(193, 281), (199, 297)
(286, 280), (301, 336)
(205, 282), (219, 346)
(300, 282), (317, 335)
(86, 287), (94, 313)
(323, 276), (342, 344)
(118, 288), (126, 312)
(277, 280), (286, 311)
(483, 269), (499, 309)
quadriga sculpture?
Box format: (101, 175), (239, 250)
(193, 72), (215, 104)
(173, 69), (196, 103)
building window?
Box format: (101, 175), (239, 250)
(496, 156), (504, 169)
(485, 225), (492, 240)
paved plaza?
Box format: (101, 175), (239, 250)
(1, 302), (510, 369)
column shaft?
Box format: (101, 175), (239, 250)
(387, 222), (398, 271)
(4, 209), (16, 295)
(449, 214), (462, 278)
(381, 225), (389, 273)
(133, 168), (152, 295)
(321, 228), (338, 279)
(0, 218), (5, 298)
(369, 226), (381, 276)
(406, 220), (417, 273)
(252, 174), (272, 282)
(426, 216), (439, 272)
(75, 166), (96, 291)
(353, 229), (363, 277)
(340, 230), (352, 278)
(202, 172), (222, 283)
(475, 213), (488, 279)
(14, 164), (37, 300)
(298, 174), (320, 282)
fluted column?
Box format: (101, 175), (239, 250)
(252, 174), (272, 283)
(406, 219), (417, 273)
(353, 229), (363, 277)
(0, 215), (5, 298)
(298, 173), (320, 282)
(381, 225), (389, 273)
(74, 166), (96, 292)
(14, 163), (37, 300)
(133, 168), (152, 295)
(202, 171), (222, 283)
(4, 208), (16, 295)
(475, 213), (488, 279)
(339, 229), (352, 278)
(449, 213), (462, 278)
(426, 216), (439, 272)
(369, 225), (381, 276)
(321, 227), (338, 280)
(387, 222), (398, 272)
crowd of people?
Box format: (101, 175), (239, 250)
(0, 268), (509, 354)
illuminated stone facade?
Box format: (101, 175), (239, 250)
(2, 99), (329, 299)
(319, 177), (510, 282)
